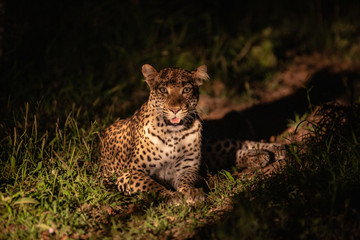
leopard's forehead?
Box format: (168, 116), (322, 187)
(157, 67), (194, 85)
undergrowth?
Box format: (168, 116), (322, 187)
(197, 104), (360, 239)
(0, 101), (251, 239)
(1, 100), (359, 239)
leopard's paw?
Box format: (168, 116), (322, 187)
(179, 187), (206, 206)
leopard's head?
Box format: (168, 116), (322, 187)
(142, 64), (209, 128)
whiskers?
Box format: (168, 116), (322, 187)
(182, 109), (198, 123)
(196, 106), (208, 121)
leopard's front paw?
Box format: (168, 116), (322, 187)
(165, 191), (184, 206)
(179, 187), (205, 206)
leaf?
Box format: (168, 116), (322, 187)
(13, 197), (39, 205)
(222, 170), (235, 182)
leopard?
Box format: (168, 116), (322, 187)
(100, 64), (286, 204)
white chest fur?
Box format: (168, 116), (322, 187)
(143, 120), (201, 182)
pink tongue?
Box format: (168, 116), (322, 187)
(170, 118), (180, 124)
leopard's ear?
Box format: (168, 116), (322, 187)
(142, 64), (158, 88)
(192, 65), (209, 86)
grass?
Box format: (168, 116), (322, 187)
(1, 0), (360, 239)
(196, 105), (360, 239)
(1, 102), (359, 239)
(0, 101), (251, 239)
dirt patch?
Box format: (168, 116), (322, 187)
(199, 53), (360, 142)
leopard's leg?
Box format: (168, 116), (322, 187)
(116, 169), (173, 198)
(173, 166), (205, 205)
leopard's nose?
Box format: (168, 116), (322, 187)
(169, 107), (180, 114)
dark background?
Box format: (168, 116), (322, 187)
(1, 0), (360, 123)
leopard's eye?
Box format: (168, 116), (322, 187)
(159, 87), (168, 93)
(182, 87), (192, 94)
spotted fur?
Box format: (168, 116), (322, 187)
(100, 64), (208, 204)
(202, 139), (286, 171)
